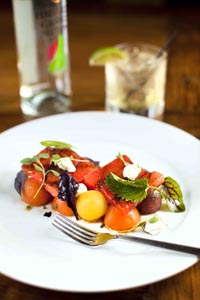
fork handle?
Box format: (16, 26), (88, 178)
(117, 235), (200, 256)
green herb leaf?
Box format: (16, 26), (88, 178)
(51, 154), (61, 164)
(50, 170), (60, 177)
(33, 164), (43, 172)
(105, 173), (149, 202)
(38, 153), (50, 159)
(137, 215), (159, 229)
(162, 176), (185, 212)
(52, 154), (61, 160)
(40, 140), (73, 149)
(149, 215), (159, 223)
(20, 156), (37, 165)
(137, 221), (146, 228)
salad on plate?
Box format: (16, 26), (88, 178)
(14, 140), (185, 234)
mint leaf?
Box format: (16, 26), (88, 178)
(105, 173), (149, 202)
(161, 176), (185, 212)
(40, 140), (73, 149)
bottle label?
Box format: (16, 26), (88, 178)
(13, 0), (70, 92)
(34, 0), (69, 76)
(48, 34), (67, 75)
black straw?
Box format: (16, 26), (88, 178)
(156, 31), (178, 58)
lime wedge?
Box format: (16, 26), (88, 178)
(89, 47), (127, 66)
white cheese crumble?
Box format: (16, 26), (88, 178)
(57, 157), (76, 172)
(76, 183), (88, 197)
(123, 163), (141, 180)
(144, 215), (167, 235)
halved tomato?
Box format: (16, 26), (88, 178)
(104, 205), (140, 231)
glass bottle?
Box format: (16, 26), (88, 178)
(12, 0), (71, 117)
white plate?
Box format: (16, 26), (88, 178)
(0, 111), (199, 293)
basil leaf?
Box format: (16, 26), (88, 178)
(105, 173), (149, 202)
(58, 172), (79, 219)
(162, 176), (185, 212)
(14, 170), (26, 194)
(40, 140), (73, 149)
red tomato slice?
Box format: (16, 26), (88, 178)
(97, 183), (116, 205)
(83, 168), (103, 189)
(102, 155), (132, 178)
(83, 155), (132, 189)
(70, 161), (99, 183)
(97, 183), (138, 214)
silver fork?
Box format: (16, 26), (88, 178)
(52, 214), (200, 256)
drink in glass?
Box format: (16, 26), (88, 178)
(105, 43), (167, 119)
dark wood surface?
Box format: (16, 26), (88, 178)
(0, 2), (200, 300)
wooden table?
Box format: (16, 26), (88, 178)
(0, 2), (199, 300)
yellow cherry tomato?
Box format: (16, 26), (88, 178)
(76, 190), (108, 221)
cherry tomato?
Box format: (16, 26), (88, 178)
(104, 205), (140, 231)
(149, 171), (165, 187)
(76, 190), (108, 221)
(21, 177), (52, 206)
(51, 196), (74, 216)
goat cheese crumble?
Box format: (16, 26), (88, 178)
(144, 215), (167, 235)
(123, 163), (141, 180)
(57, 157), (76, 172)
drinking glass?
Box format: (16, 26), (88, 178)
(105, 43), (167, 119)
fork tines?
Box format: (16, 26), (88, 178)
(52, 214), (97, 246)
